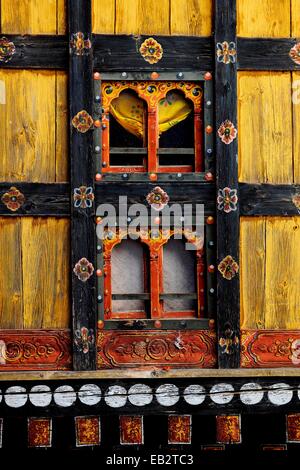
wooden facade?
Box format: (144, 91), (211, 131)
(0, 0), (300, 463)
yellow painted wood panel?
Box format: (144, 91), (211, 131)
(115, 0), (170, 35)
(22, 218), (70, 329)
(240, 217), (266, 330)
(237, 0), (291, 37)
(0, 218), (23, 329)
(293, 72), (300, 183)
(238, 72), (293, 184)
(0, 70), (61, 183)
(55, 72), (69, 182)
(92, 0), (115, 33)
(170, 0), (212, 36)
(1, 0), (58, 34)
(57, 0), (67, 34)
(292, 0), (300, 36)
(265, 217), (300, 329)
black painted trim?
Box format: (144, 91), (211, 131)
(239, 183), (300, 216)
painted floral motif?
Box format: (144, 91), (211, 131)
(219, 329), (239, 355)
(218, 120), (237, 145)
(73, 186), (94, 209)
(120, 416), (143, 444)
(216, 41), (236, 64)
(0, 37), (16, 63)
(292, 194), (300, 212)
(70, 32), (91, 55)
(291, 339), (300, 365)
(73, 257), (94, 282)
(139, 37), (163, 64)
(218, 255), (239, 280)
(28, 418), (52, 448)
(216, 415), (241, 444)
(217, 187), (238, 213)
(72, 110), (93, 133)
(168, 416), (191, 444)
(74, 327), (95, 354)
(75, 417), (100, 446)
(289, 42), (300, 65)
(1, 186), (25, 212)
(146, 186), (169, 211)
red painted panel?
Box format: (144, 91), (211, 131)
(28, 418), (52, 448)
(97, 330), (216, 369)
(216, 415), (241, 444)
(241, 330), (300, 368)
(120, 416), (143, 445)
(75, 417), (101, 447)
(168, 415), (191, 444)
(0, 330), (71, 370)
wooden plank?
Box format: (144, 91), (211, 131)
(57, 0), (67, 34)
(69, 0), (97, 370)
(55, 71), (69, 182)
(240, 218), (266, 329)
(0, 218), (23, 329)
(215, 0), (240, 368)
(293, 72), (300, 184)
(292, 0), (300, 36)
(115, 0), (170, 35)
(239, 183), (300, 216)
(92, 0), (115, 33)
(22, 218), (70, 329)
(265, 217), (300, 329)
(0, 70), (57, 183)
(238, 72), (293, 184)
(170, 0), (212, 36)
(1, 0), (58, 34)
(237, 0), (291, 37)
(93, 35), (213, 72)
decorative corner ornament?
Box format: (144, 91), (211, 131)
(0, 37), (16, 63)
(74, 327), (95, 354)
(218, 120), (237, 145)
(70, 32), (91, 55)
(216, 41), (236, 64)
(217, 187), (238, 213)
(1, 186), (25, 211)
(73, 186), (94, 208)
(289, 42), (300, 65)
(218, 255), (239, 280)
(73, 257), (94, 282)
(72, 110), (93, 133)
(292, 194), (300, 212)
(146, 186), (169, 211)
(139, 37), (163, 64)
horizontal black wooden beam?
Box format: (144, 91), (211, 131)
(237, 38), (300, 71)
(0, 35), (68, 69)
(0, 183), (70, 216)
(93, 34), (213, 71)
(239, 183), (300, 216)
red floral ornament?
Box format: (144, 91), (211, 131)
(218, 120), (237, 145)
(217, 187), (238, 213)
(289, 42), (300, 65)
(139, 37), (163, 64)
(70, 32), (91, 56)
(73, 257), (94, 282)
(216, 41), (236, 64)
(72, 110), (93, 133)
(146, 186), (169, 211)
(0, 37), (16, 63)
(73, 186), (94, 208)
(74, 327), (94, 354)
(218, 255), (239, 280)
(1, 187), (25, 211)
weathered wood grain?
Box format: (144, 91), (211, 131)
(55, 72), (69, 182)
(1, 0), (59, 34)
(0, 218), (23, 329)
(237, 39), (300, 71)
(22, 218), (70, 329)
(237, 0), (291, 37)
(57, 0), (67, 34)
(170, 0), (212, 36)
(239, 183), (300, 215)
(92, 0), (115, 33)
(115, 0), (170, 34)
(238, 72), (293, 184)
(293, 72), (300, 184)
(240, 218), (266, 330)
(292, 0), (300, 36)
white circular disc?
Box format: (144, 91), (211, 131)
(104, 386), (127, 408)
(240, 383), (264, 405)
(0, 389), (2, 404)
(5, 386), (27, 408)
(184, 384), (206, 405)
(54, 385), (76, 407)
(78, 384), (101, 405)
(29, 385), (52, 407)
(156, 384), (179, 407)
(210, 383), (234, 404)
(128, 384), (153, 406)
(268, 383), (293, 405)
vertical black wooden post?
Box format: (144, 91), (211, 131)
(69, 0), (96, 369)
(215, 1), (240, 367)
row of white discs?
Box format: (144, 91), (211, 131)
(0, 383), (296, 409)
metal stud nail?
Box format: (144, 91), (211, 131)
(95, 95), (101, 101)
(207, 148), (212, 154)
(122, 173), (129, 180)
(209, 288), (215, 294)
(121, 72), (127, 78)
(95, 146), (100, 152)
(97, 245), (102, 251)
(97, 295), (102, 301)
(177, 72), (184, 79)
